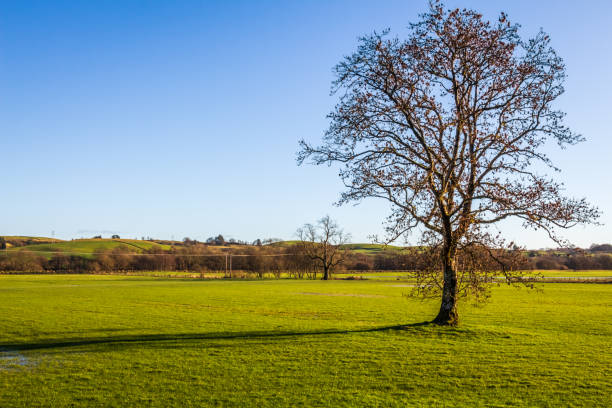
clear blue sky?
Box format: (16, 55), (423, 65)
(1, 0), (610, 248)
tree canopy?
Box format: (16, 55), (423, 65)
(296, 216), (350, 280)
(298, 1), (599, 325)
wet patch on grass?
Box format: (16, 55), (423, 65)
(0, 351), (32, 370)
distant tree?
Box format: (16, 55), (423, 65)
(253, 239), (262, 246)
(111, 234), (120, 239)
(244, 247), (266, 278)
(565, 255), (598, 270)
(215, 235), (225, 245)
(535, 257), (564, 270)
(0, 252), (45, 273)
(93, 235), (102, 239)
(284, 246), (313, 279)
(262, 238), (282, 245)
(590, 243), (612, 252)
(0, 237), (6, 250)
(95, 253), (115, 271)
(45, 253), (71, 272)
(110, 247), (132, 271)
(594, 254), (612, 269)
(296, 216), (350, 280)
(298, 2), (599, 324)
(352, 262), (371, 271)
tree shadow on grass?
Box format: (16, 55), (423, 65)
(0, 322), (437, 353)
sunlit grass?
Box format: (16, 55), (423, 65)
(0, 275), (610, 407)
(8, 239), (171, 258)
(336, 269), (612, 280)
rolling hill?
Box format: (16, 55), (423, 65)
(6, 238), (172, 258)
(270, 241), (408, 254)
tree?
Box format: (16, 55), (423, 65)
(589, 243), (612, 252)
(298, 2), (598, 325)
(296, 216), (350, 280)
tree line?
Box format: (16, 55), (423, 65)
(1, 244), (610, 274)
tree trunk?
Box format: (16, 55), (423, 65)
(433, 245), (459, 326)
(322, 266), (330, 280)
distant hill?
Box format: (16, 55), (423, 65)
(7, 238), (172, 258)
(5, 237), (411, 257)
(270, 241), (409, 254)
(341, 243), (409, 253)
(4, 236), (609, 262)
(1, 236), (64, 249)
(1, 236), (610, 272)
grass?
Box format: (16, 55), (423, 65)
(529, 269), (612, 277)
(0, 275), (610, 407)
(1, 236), (62, 242)
(334, 269), (612, 281)
(8, 239), (171, 258)
(1, 236), (63, 249)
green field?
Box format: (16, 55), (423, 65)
(529, 269), (612, 277)
(1, 236), (63, 244)
(0, 276), (610, 407)
(8, 239), (171, 258)
(335, 269), (612, 281)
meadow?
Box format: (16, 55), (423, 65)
(8, 239), (171, 259)
(0, 275), (610, 407)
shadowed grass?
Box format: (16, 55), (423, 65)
(1, 324), (431, 352)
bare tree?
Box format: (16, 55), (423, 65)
(296, 216), (350, 280)
(298, 2), (599, 324)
